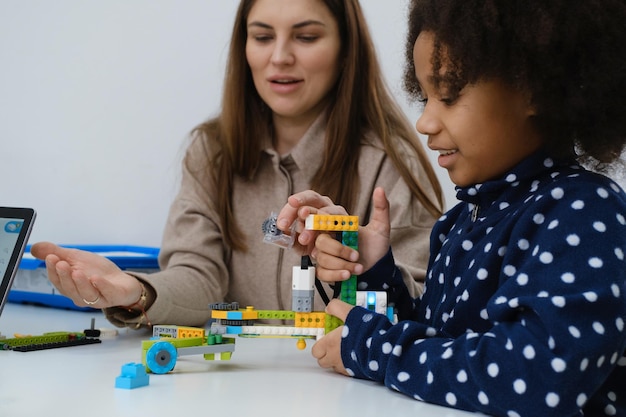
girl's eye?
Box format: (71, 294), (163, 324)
(439, 87), (461, 105)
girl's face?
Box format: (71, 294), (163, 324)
(246, 0), (342, 126)
(413, 31), (542, 187)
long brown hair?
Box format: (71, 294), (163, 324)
(191, 0), (444, 251)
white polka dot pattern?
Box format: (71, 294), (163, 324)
(339, 154), (626, 416)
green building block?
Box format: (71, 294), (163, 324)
(256, 310), (296, 321)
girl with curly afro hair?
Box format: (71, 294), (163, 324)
(305, 1), (626, 416)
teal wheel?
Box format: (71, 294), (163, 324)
(146, 341), (178, 374)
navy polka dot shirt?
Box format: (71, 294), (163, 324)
(345, 152), (626, 416)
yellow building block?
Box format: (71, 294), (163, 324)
(176, 327), (205, 339)
(295, 312), (326, 328)
(305, 214), (359, 231)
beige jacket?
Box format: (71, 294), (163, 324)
(105, 116), (439, 327)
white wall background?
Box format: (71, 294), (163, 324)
(20, 1), (626, 247)
(1, 0), (459, 247)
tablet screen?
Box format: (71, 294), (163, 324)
(0, 207), (36, 315)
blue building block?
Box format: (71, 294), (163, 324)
(115, 362), (150, 389)
(225, 325), (244, 334)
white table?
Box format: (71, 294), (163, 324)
(0, 303), (479, 417)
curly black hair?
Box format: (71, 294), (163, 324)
(403, 0), (626, 168)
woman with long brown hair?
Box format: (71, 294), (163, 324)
(31, 0), (443, 328)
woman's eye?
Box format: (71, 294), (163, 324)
(297, 35), (319, 43)
(251, 34), (273, 42)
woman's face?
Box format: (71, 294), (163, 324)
(246, 0), (342, 126)
(413, 31), (542, 187)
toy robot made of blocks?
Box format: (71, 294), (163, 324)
(139, 214), (393, 375)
